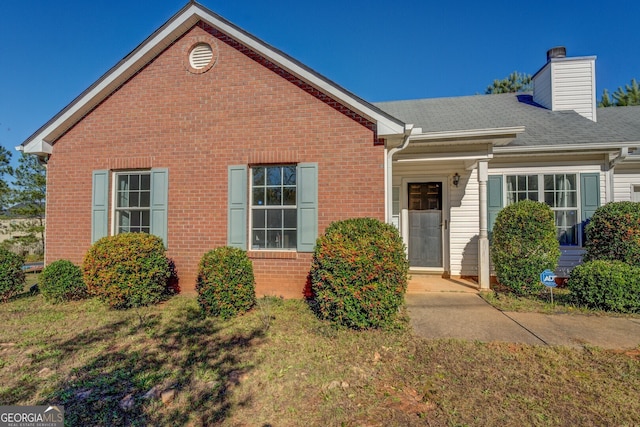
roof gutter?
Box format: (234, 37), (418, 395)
(408, 126), (525, 143)
(494, 141), (639, 156)
(385, 124), (413, 223)
(609, 146), (629, 168)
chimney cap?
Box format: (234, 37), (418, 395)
(547, 46), (567, 61)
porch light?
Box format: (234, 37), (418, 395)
(453, 173), (460, 187)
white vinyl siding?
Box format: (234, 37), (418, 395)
(394, 160), (607, 278)
(613, 166), (640, 202)
(449, 169), (479, 276)
(533, 64), (552, 110)
(534, 58), (596, 121)
(552, 60), (596, 121)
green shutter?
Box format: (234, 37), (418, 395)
(91, 170), (109, 243)
(580, 173), (600, 221)
(297, 163), (318, 252)
(150, 168), (169, 246)
(487, 175), (503, 233)
(580, 172), (600, 243)
(228, 165), (247, 249)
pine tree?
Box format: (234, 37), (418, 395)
(5, 153), (46, 255)
(485, 72), (533, 94)
(599, 78), (640, 107)
(598, 88), (614, 107)
(612, 78), (640, 106)
(0, 146), (12, 211)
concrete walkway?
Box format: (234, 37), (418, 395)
(405, 275), (640, 350)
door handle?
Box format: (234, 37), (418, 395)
(441, 220), (448, 230)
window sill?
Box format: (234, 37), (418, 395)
(247, 251), (299, 260)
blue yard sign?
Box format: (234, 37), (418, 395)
(540, 269), (557, 305)
(540, 269), (557, 288)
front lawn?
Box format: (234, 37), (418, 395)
(0, 292), (638, 426)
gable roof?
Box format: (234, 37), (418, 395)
(20, 2), (405, 155)
(375, 93), (639, 151)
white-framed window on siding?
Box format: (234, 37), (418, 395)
(115, 172), (151, 234)
(506, 173), (579, 246)
(250, 165), (297, 250)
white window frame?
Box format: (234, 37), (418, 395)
(633, 185), (640, 202)
(505, 173), (582, 246)
(249, 165), (298, 250)
(111, 171), (152, 235)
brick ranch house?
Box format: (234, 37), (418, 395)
(20, 3), (640, 297)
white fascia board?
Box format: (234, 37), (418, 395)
(408, 126), (525, 144)
(494, 141), (638, 155)
(20, 139), (52, 156)
(397, 152), (493, 163)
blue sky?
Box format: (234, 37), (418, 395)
(1, 0), (639, 167)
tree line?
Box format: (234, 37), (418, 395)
(0, 147), (46, 258)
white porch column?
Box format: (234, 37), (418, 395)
(477, 161), (490, 290)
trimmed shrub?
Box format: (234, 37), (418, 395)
(310, 217), (409, 330)
(82, 233), (173, 309)
(0, 248), (25, 303)
(39, 260), (88, 303)
(197, 246), (256, 318)
(491, 200), (560, 295)
(568, 260), (640, 313)
(583, 201), (640, 266)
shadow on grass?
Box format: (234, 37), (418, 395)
(35, 301), (263, 425)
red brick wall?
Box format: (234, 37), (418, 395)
(45, 22), (385, 298)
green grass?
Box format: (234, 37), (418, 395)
(481, 284), (640, 318)
(0, 292), (638, 426)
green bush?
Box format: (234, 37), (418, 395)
(197, 247), (256, 318)
(310, 217), (409, 330)
(0, 248), (25, 303)
(583, 201), (640, 266)
(491, 200), (560, 295)
(39, 260), (88, 303)
(82, 233), (173, 309)
(568, 260), (640, 313)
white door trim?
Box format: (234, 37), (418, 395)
(401, 176), (450, 274)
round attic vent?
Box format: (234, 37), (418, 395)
(189, 43), (214, 69)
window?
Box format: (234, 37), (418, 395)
(544, 174), (578, 245)
(505, 173), (579, 245)
(227, 164), (317, 252)
(506, 175), (538, 203)
(115, 173), (151, 234)
(250, 165), (297, 249)
(91, 169), (168, 244)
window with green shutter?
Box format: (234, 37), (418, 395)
(494, 172), (600, 246)
(228, 163), (317, 252)
(91, 168), (169, 245)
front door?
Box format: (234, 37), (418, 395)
(408, 182), (443, 268)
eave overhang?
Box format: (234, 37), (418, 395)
(407, 126), (525, 146)
(20, 2), (405, 156)
(493, 141), (640, 157)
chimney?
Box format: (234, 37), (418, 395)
(546, 46), (566, 60)
(532, 47), (598, 121)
